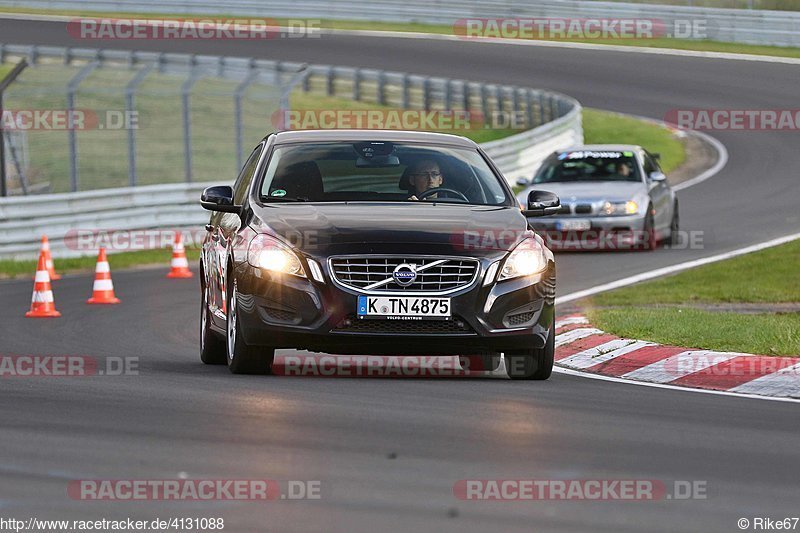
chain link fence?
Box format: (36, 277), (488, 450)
(1, 47), (299, 195)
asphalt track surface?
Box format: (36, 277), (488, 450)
(1, 18), (799, 532)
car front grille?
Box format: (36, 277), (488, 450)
(329, 256), (479, 293)
(333, 315), (475, 335)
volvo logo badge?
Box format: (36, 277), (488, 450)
(392, 264), (417, 286)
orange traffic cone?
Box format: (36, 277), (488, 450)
(166, 232), (193, 279)
(87, 247), (120, 304)
(26, 251), (61, 318)
(39, 235), (61, 280)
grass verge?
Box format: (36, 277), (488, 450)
(0, 248), (200, 279)
(2, 8), (800, 59)
(583, 239), (800, 356)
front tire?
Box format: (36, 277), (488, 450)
(504, 322), (555, 380)
(668, 201), (680, 247)
(226, 278), (274, 375)
(200, 280), (226, 365)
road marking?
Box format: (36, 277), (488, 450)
(553, 366), (800, 404)
(555, 316), (589, 329)
(559, 339), (654, 370)
(621, 350), (741, 383)
(730, 362), (800, 397)
(3, 13), (800, 65)
(554, 327), (603, 348)
(556, 231), (800, 305)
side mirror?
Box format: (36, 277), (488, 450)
(201, 185), (239, 213)
(652, 153), (662, 161)
(649, 171), (667, 182)
(516, 177), (530, 187)
(522, 190), (561, 217)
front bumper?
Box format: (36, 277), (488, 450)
(233, 257), (555, 355)
(529, 214), (649, 250)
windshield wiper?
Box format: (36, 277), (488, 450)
(260, 196), (309, 202)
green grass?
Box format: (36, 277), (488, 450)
(0, 248), (200, 279)
(584, 239), (800, 356)
(0, 63), (13, 79)
(588, 307), (800, 356)
(591, 239), (800, 306)
(3, 7), (800, 59)
(583, 109), (685, 173)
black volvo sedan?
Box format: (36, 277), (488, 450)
(199, 130), (560, 379)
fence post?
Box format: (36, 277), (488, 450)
(353, 68), (361, 101)
(327, 66), (335, 96)
(423, 77), (432, 111)
(125, 62), (155, 187)
(0, 58), (28, 197)
(235, 66), (260, 170)
(67, 60), (99, 192)
(181, 59), (201, 183)
(401, 74), (410, 108)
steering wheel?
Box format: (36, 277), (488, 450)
(416, 188), (469, 202)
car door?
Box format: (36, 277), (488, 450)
(205, 143), (265, 323)
(643, 151), (671, 233)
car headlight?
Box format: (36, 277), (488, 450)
(247, 234), (306, 277)
(498, 238), (548, 281)
(601, 200), (639, 216)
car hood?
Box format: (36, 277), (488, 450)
(519, 181), (646, 204)
(250, 202), (528, 257)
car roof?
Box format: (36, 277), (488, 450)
(556, 144), (644, 153)
(269, 129), (479, 148)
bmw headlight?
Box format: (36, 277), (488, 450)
(601, 200), (639, 216)
(498, 238), (548, 281)
(247, 234), (306, 277)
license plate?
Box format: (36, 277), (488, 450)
(557, 219), (591, 231)
(357, 296), (451, 320)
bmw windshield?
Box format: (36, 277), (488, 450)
(258, 141), (511, 206)
(533, 150), (642, 184)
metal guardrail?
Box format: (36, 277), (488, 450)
(1, 0), (799, 47)
(0, 43), (583, 260)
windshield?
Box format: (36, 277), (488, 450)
(533, 150), (642, 184)
(258, 142), (510, 206)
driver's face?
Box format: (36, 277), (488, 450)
(409, 162), (443, 194)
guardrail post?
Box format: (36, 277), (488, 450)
(67, 60), (99, 192)
(462, 81), (470, 111)
(302, 70), (311, 93)
(481, 85), (490, 125)
(423, 78), (432, 111)
(353, 68), (361, 101)
(376, 71), (386, 105)
(125, 62), (155, 187)
(444, 80), (452, 110)
(401, 74), (410, 109)
(525, 90), (535, 128)
(326, 66), (335, 96)
(539, 92), (547, 125)
(0, 58), (28, 197)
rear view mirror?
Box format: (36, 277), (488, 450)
(201, 185), (240, 213)
(522, 190), (561, 217)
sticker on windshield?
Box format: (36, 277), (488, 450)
(271, 189), (287, 197)
(623, 151), (634, 157)
(566, 151), (624, 159)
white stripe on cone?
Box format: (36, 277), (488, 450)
(35, 270), (50, 282)
(171, 257), (189, 268)
(32, 290), (54, 303)
(92, 279), (114, 291)
(95, 261), (110, 273)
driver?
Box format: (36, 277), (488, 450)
(615, 162), (633, 179)
(407, 159), (444, 201)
